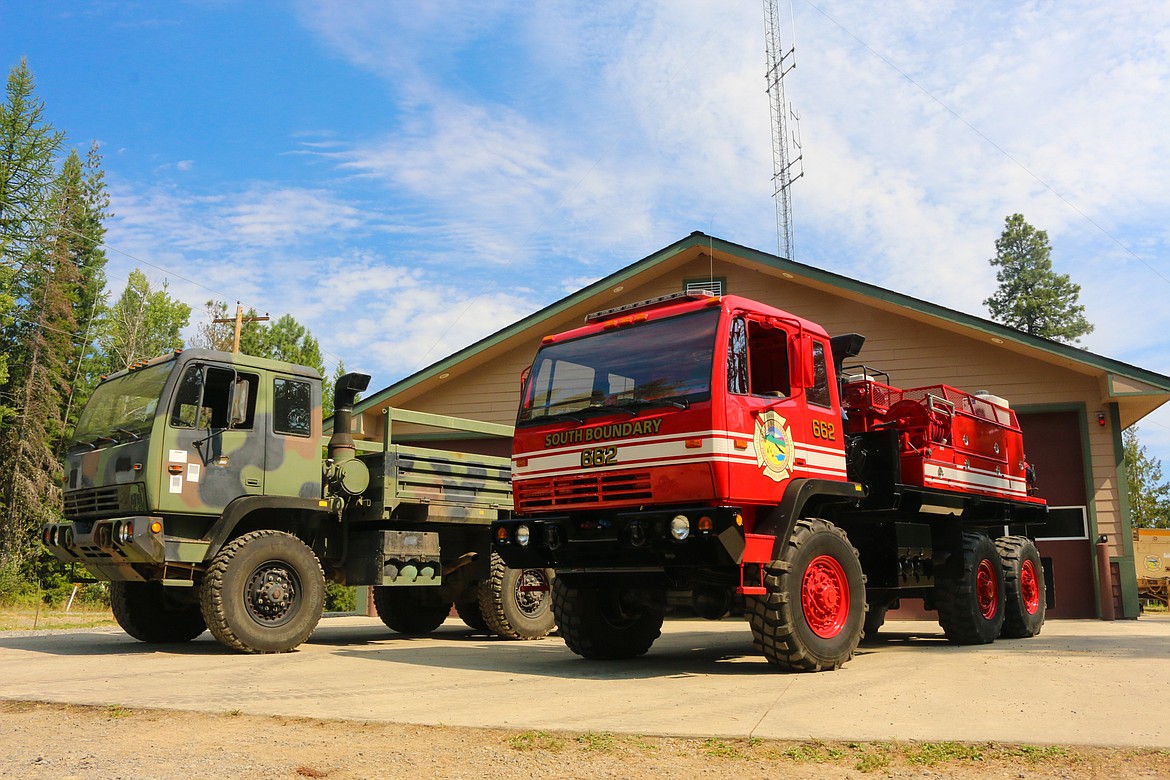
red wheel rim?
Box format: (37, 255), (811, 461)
(1019, 559), (1040, 615)
(976, 559), (999, 620)
(802, 555), (850, 639)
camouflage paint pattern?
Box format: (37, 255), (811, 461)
(43, 349), (518, 588)
(46, 349), (323, 578)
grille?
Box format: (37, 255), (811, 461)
(64, 486), (123, 519)
(516, 471), (653, 512)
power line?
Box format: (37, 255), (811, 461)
(802, 0), (1170, 288)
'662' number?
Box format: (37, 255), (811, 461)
(581, 446), (617, 468)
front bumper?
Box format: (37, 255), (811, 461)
(492, 505), (745, 572)
(41, 517), (185, 581)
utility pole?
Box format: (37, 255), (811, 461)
(763, 0), (804, 262)
(213, 303), (269, 354)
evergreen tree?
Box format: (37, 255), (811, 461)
(984, 214), (1093, 344)
(0, 59), (66, 575)
(54, 145), (110, 444)
(1124, 427), (1170, 529)
(0, 59), (64, 429)
(99, 270), (191, 372)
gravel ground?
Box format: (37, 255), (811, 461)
(2, 700), (1169, 780)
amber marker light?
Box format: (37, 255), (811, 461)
(515, 457), (529, 467)
(735, 514), (744, 526)
(150, 521), (163, 534)
(684, 438), (702, 449)
(495, 526), (508, 542)
(698, 516), (714, 532)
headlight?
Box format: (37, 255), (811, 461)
(516, 524), (531, 547)
(115, 521), (133, 545)
(670, 515), (690, 541)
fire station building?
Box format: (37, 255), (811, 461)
(351, 232), (1170, 620)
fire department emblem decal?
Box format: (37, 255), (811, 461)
(755, 410), (794, 482)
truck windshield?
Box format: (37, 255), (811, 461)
(518, 308), (719, 424)
(72, 362), (172, 446)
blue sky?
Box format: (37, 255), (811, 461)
(4, 1), (1170, 462)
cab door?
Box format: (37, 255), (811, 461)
(157, 362), (265, 516)
(722, 313), (807, 506)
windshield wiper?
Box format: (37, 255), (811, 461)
(115, 427), (142, 441)
(67, 438), (97, 453)
(621, 396), (690, 412)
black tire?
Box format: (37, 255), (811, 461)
(110, 581), (206, 643)
(935, 532), (1005, 645)
(454, 599), (489, 631)
(372, 586), (451, 635)
(996, 536), (1046, 638)
(746, 518), (867, 672)
(551, 578), (664, 660)
(478, 552), (555, 640)
(200, 530), (325, 654)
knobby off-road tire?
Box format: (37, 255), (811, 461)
(746, 518), (867, 672)
(110, 581), (206, 643)
(551, 578), (664, 660)
(995, 536), (1046, 638)
(935, 532), (1005, 644)
(477, 551), (555, 640)
(373, 586), (451, 636)
(454, 599), (489, 631)
(200, 530), (325, 654)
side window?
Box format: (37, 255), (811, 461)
(170, 366), (257, 430)
(727, 317), (749, 394)
(807, 341), (832, 407)
(747, 320), (790, 397)
(274, 378), (312, 436)
(171, 366), (206, 428)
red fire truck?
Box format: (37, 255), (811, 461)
(492, 292), (1049, 671)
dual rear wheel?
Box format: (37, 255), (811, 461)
(935, 533), (1045, 644)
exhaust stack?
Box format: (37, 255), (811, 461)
(328, 372), (371, 464)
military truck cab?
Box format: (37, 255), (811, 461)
(45, 349), (555, 653)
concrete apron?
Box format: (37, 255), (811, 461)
(2, 615), (1168, 748)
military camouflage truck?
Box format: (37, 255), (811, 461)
(42, 348), (554, 653)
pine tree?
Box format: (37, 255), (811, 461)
(54, 145), (110, 444)
(984, 214), (1094, 344)
(0, 59), (65, 575)
(1124, 427), (1170, 529)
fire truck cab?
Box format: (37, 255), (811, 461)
(494, 292), (1048, 671)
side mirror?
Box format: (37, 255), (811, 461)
(789, 334), (816, 389)
(229, 378), (250, 427)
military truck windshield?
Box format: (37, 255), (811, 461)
(72, 362), (171, 445)
(518, 308), (719, 424)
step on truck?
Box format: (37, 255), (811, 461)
(42, 348), (555, 652)
(492, 292), (1050, 671)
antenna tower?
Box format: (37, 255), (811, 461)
(763, 0), (803, 261)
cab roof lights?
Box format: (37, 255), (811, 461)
(584, 290), (720, 324)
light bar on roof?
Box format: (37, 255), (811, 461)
(584, 291), (719, 324)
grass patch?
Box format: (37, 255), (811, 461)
(507, 730), (565, 752)
(576, 732), (616, 752)
(906, 741), (984, 765)
(700, 737), (760, 759)
(0, 604), (116, 631)
(779, 740), (848, 763)
(105, 704), (130, 719)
